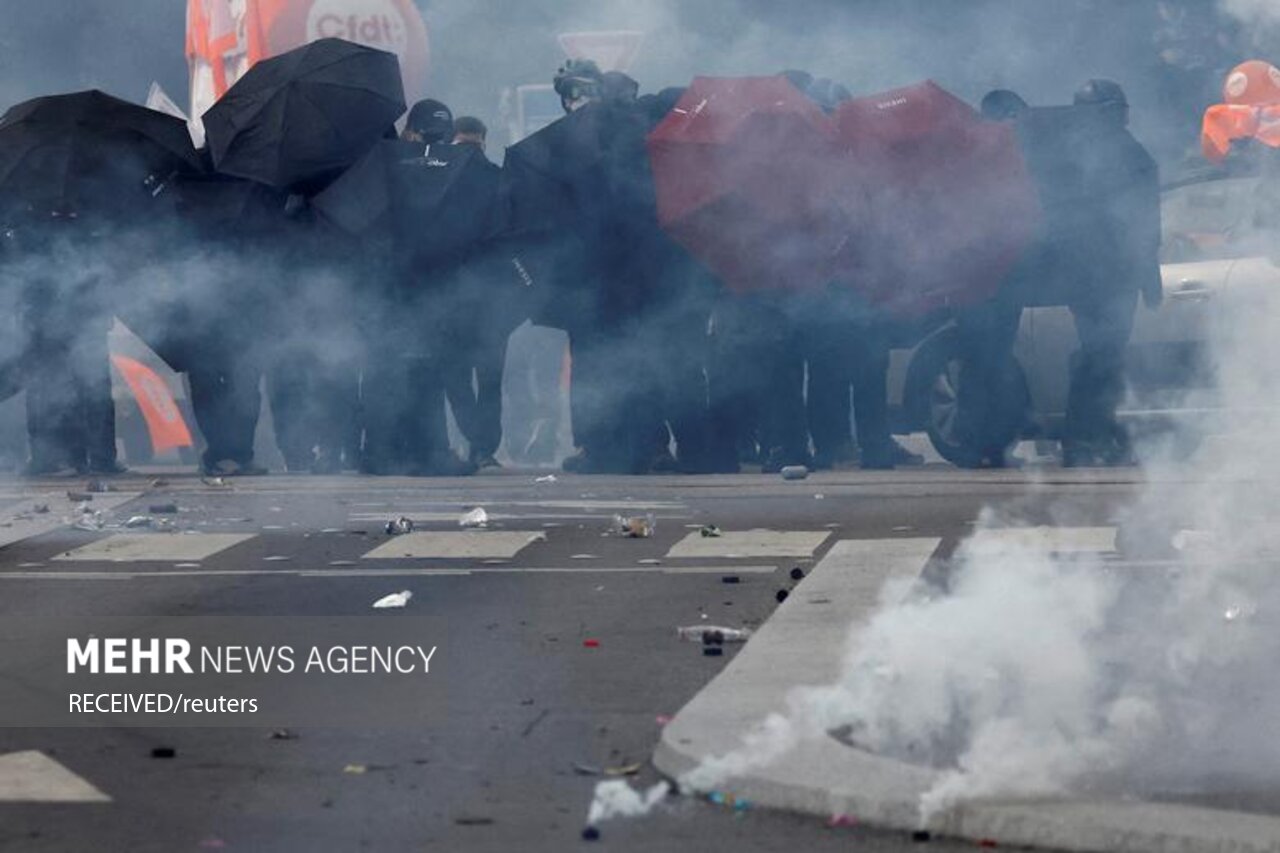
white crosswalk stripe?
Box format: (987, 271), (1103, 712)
(361, 531), (549, 560)
(666, 530), (831, 559)
(965, 526), (1117, 555)
(52, 533), (255, 563)
(0, 751), (110, 802)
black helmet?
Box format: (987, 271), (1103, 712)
(980, 89), (1028, 120)
(1073, 78), (1128, 108)
(554, 59), (604, 111)
(406, 98), (455, 144)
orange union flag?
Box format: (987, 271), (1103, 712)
(188, 0), (430, 123)
(110, 355), (195, 454)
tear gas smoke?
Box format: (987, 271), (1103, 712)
(681, 256), (1280, 825)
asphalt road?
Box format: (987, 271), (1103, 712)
(0, 465), (1145, 852)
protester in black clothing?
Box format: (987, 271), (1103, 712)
(1060, 79), (1162, 467)
(438, 116), (516, 470)
(361, 98), (478, 477)
(12, 220), (121, 475)
(951, 88), (1035, 469)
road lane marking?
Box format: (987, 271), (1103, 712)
(361, 531), (546, 560)
(52, 533), (256, 563)
(666, 530), (831, 559)
(964, 526), (1116, 555)
(0, 565), (779, 581)
(0, 751), (110, 802)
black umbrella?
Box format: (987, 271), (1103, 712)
(314, 139), (500, 268)
(0, 89), (201, 222)
(202, 38), (406, 193)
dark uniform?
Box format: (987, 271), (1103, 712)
(1061, 80), (1161, 466)
(11, 221), (119, 475)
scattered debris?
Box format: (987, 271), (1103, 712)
(776, 589), (790, 603)
(581, 826), (601, 841)
(73, 509), (105, 531)
(583, 639), (600, 648)
(606, 763), (642, 777)
(781, 465), (809, 480)
(703, 647), (724, 657)
(699, 524), (722, 538)
(571, 554), (598, 560)
(790, 567), (806, 581)
(148, 503), (179, 514)
(1225, 606), (1244, 622)
(372, 590), (413, 609)
(912, 830), (932, 842)
(707, 791), (751, 811)
(85, 480), (114, 493)
(384, 516), (414, 535)
(329, 560), (356, 567)
(459, 507), (489, 528)
(534, 474), (558, 484)
(32, 504), (49, 514)
(342, 764), (367, 775)
(721, 575), (741, 584)
(677, 626), (752, 644)
(201, 477), (230, 488)
(814, 493), (825, 500)
(263, 555), (291, 562)
(151, 747), (176, 759)
(149, 478), (170, 488)
(175, 563), (201, 569)
(655, 715), (673, 727)
(268, 729), (297, 741)
(455, 816), (495, 827)
(613, 514), (655, 539)
(124, 516), (154, 529)
(66, 491), (93, 503)
(573, 762), (603, 776)
(977, 840), (998, 848)
(828, 814), (858, 828)
(320, 528), (342, 534)
(638, 558), (662, 566)
(522, 708), (550, 738)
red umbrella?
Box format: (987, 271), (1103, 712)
(832, 81), (1042, 318)
(647, 76), (844, 294)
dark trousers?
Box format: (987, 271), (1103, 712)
(22, 312), (116, 472)
(362, 343), (449, 475)
(188, 348), (261, 472)
(267, 353), (360, 471)
(955, 296), (1025, 462)
(441, 329), (510, 462)
(805, 319), (893, 461)
(1065, 290), (1137, 446)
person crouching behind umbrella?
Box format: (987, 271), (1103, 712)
(360, 99), (476, 476)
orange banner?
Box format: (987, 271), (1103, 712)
(110, 355), (195, 454)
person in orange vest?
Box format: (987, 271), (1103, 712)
(1201, 60), (1280, 164)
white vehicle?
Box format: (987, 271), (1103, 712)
(891, 173), (1266, 463)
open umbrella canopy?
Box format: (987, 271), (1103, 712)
(0, 90), (202, 223)
(647, 75), (844, 295)
(202, 38), (406, 193)
(501, 99), (653, 237)
(832, 81), (1042, 318)
(314, 139), (501, 270)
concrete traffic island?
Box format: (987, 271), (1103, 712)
(654, 539), (1280, 852)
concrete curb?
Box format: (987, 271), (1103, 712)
(653, 538), (1280, 852)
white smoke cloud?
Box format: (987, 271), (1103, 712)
(681, 260), (1280, 823)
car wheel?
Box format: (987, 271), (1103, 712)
(905, 329), (1029, 466)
